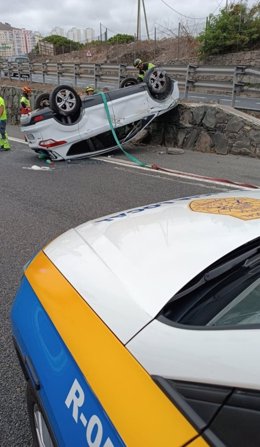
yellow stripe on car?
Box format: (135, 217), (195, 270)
(25, 251), (208, 447)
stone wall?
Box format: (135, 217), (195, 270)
(0, 85), (53, 125)
(147, 103), (260, 158)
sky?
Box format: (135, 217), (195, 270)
(1, 0), (258, 39)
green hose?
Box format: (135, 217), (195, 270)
(98, 91), (149, 168)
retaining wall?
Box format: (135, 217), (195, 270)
(146, 103), (260, 158)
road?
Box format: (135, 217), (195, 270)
(0, 134), (259, 446)
(185, 91), (260, 112)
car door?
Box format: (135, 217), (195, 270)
(78, 93), (115, 142)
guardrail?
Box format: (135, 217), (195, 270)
(1, 61), (260, 108)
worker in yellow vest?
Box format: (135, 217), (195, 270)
(133, 58), (155, 82)
(20, 86), (32, 114)
(0, 94), (11, 151)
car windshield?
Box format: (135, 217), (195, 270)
(158, 237), (260, 328)
(207, 278), (260, 326)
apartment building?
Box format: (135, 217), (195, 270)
(0, 22), (37, 57)
(51, 26), (95, 43)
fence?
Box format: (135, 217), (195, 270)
(1, 60), (260, 107)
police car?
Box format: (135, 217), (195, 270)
(11, 190), (260, 447)
(20, 68), (179, 161)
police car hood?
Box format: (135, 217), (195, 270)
(44, 190), (260, 344)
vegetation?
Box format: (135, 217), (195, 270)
(107, 34), (135, 44)
(198, 1), (260, 58)
(35, 35), (84, 55)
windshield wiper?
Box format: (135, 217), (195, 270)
(168, 245), (259, 304)
(204, 247), (259, 281)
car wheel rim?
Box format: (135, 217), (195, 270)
(148, 70), (167, 93)
(55, 89), (76, 113)
(34, 406), (54, 447)
(41, 100), (50, 108)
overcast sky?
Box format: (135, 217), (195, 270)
(1, 0), (258, 38)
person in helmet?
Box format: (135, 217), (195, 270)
(85, 85), (95, 96)
(133, 58), (155, 82)
(0, 94), (11, 151)
(20, 86), (32, 114)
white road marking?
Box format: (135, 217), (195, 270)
(96, 156), (259, 191)
(10, 135), (259, 191)
(188, 96), (206, 99)
(9, 136), (27, 144)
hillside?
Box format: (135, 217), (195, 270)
(32, 37), (199, 66)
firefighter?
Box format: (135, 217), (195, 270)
(85, 86), (95, 96)
(0, 94), (11, 151)
(20, 86), (32, 114)
(133, 58), (155, 82)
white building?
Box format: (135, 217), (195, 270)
(84, 28), (95, 42)
(50, 27), (65, 37)
(67, 27), (95, 43)
(67, 27), (82, 43)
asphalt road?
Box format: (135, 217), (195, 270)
(0, 137), (259, 446)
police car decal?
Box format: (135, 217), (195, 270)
(190, 197), (260, 220)
(11, 276), (125, 447)
(95, 194), (213, 223)
(65, 378), (121, 447)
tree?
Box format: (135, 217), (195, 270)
(42, 35), (84, 54)
(107, 34), (135, 44)
(198, 1), (260, 58)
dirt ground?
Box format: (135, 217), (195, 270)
(32, 37), (199, 66)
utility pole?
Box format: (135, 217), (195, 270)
(136, 0), (150, 40)
(142, 0), (150, 40)
(137, 0), (141, 40)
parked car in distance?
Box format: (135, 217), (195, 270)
(11, 189), (260, 447)
(20, 67), (179, 161)
(3, 56), (30, 78)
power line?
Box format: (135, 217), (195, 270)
(161, 0), (208, 19)
(154, 22), (179, 37)
(161, 0), (226, 20)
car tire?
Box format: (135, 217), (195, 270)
(35, 93), (50, 109)
(144, 67), (172, 100)
(49, 85), (81, 116)
(120, 77), (138, 88)
(27, 383), (56, 447)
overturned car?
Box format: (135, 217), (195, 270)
(20, 68), (179, 161)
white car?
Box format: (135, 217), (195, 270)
(20, 68), (179, 161)
(11, 190), (260, 447)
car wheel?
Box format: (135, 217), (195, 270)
(120, 77), (138, 88)
(144, 67), (172, 100)
(35, 93), (50, 109)
(49, 85), (81, 116)
(27, 383), (56, 447)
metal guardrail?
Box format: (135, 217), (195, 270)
(1, 61), (260, 107)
